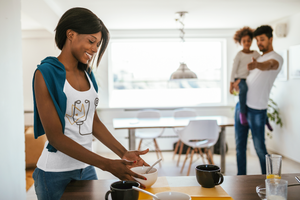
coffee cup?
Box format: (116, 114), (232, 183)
(105, 180), (140, 200)
(195, 164), (224, 188)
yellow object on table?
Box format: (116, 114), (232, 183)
(266, 174), (281, 179)
(138, 176), (233, 200)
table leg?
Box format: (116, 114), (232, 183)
(220, 127), (226, 174)
(128, 129), (136, 150)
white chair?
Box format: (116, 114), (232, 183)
(135, 109), (165, 164)
(172, 108), (197, 162)
(178, 119), (220, 176)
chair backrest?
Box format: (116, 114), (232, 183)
(173, 108), (197, 134)
(137, 109), (161, 119)
(136, 109), (164, 138)
(173, 108), (197, 118)
(178, 120), (219, 147)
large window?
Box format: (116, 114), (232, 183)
(108, 38), (226, 108)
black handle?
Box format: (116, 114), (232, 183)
(215, 172), (224, 185)
(105, 190), (112, 200)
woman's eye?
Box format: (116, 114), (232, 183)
(89, 40), (94, 44)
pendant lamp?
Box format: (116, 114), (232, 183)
(170, 11), (197, 80)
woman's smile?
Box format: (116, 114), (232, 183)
(85, 52), (93, 60)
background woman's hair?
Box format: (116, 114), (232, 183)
(233, 26), (254, 44)
(253, 25), (273, 38)
(55, 7), (110, 71)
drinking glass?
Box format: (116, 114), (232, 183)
(265, 179), (288, 200)
(256, 184), (266, 200)
(266, 154), (282, 179)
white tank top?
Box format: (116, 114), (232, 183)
(37, 71), (99, 172)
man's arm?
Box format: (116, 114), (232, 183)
(247, 57), (279, 71)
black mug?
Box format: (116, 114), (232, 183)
(105, 180), (140, 200)
(195, 164), (224, 188)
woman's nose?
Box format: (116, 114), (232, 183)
(92, 44), (98, 52)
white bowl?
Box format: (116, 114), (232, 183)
(131, 166), (158, 188)
(154, 191), (191, 200)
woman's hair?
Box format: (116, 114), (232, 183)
(55, 7), (110, 71)
(253, 25), (273, 38)
(233, 26), (254, 44)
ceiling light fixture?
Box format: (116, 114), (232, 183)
(170, 11), (197, 80)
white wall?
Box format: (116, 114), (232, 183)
(266, 12), (300, 163)
(22, 31), (60, 111)
(22, 30), (60, 126)
(0, 0), (26, 199)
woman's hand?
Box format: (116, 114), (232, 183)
(104, 159), (147, 188)
(122, 149), (150, 168)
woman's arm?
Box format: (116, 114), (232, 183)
(92, 112), (150, 167)
(34, 70), (145, 182)
(92, 113), (126, 158)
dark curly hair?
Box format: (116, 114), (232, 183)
(253, 25), (273, 38)
(233, 26), (254, 44)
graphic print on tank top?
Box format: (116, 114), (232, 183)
(66, 97), (99, 135)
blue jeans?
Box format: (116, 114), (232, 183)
(33, 165), (98, 200)
(237, 79), (247, 114)
(234, 102), (268, 175)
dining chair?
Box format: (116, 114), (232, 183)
(135, 109), (165, 165)
(178, 119), (220, 176)
(172, 108), (197, 163)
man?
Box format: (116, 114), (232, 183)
(234, 25), (283, 175)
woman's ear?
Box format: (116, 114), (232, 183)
(66, 29), (75, 41)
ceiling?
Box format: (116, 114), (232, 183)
(21, 0), (300, 33)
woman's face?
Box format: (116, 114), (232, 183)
(240, 35), (252, 50)
(71, 31), (102, 64)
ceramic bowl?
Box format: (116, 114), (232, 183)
(131, 166), (158, 188)
(154, 191), (191, 200)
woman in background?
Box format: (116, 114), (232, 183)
(32, 7), (149, 200)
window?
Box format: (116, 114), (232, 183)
(108, 38), (226, 108)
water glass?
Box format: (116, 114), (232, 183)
(265, 178), (288, 200)
(256, 184), (266, 200)
(266, 154), (282, 179)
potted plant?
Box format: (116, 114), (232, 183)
(266, 98), (283, 139)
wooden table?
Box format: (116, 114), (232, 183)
(61, 173), (300, 200)
(221, 174), (300, 199)
(113, 116), (234, 173)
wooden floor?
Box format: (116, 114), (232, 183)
(26, 168), (35, 191)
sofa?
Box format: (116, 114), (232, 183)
(25, 126), (47, 169)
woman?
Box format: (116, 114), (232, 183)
(32, 7), (149, 200)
